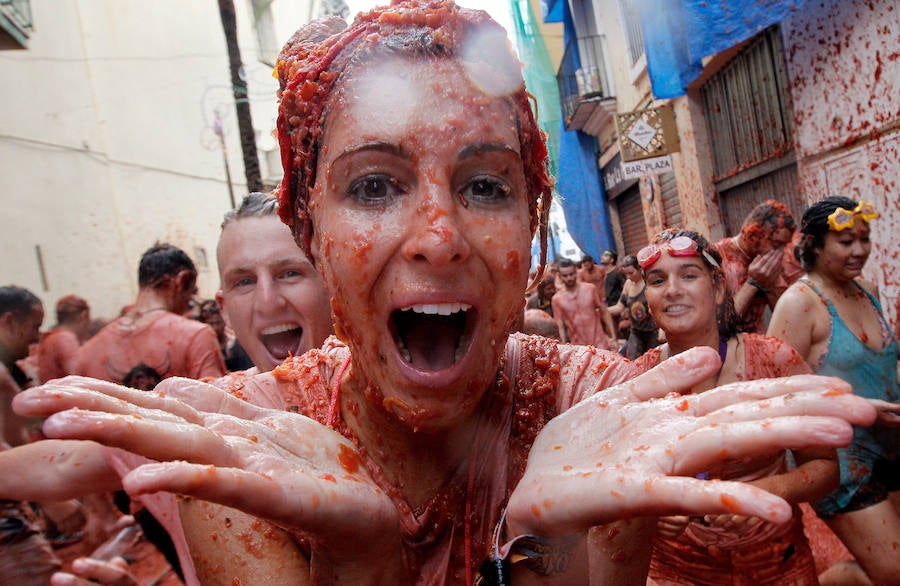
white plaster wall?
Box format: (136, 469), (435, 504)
(0, 0), (312, 319)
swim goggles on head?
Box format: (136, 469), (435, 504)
(637, 235), (721, 271)
(826, 201), (878, 231)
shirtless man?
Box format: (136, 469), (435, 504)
(716, 200), (797, 333)
(75, 244), (225, 383)
(37, 294), (90, 383)
(552, 258), (616, 349)
(577, 254), (607, 303)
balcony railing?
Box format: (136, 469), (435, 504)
(1, 0), (33, 48)
(556, 35), (612, 130)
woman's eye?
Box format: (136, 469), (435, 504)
(461, 176), (511, 203)
(348, 174), (401, 205)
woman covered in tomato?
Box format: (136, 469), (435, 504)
(634, 229), (833, 585)
(12, 3), (876, 584)
(768, 196), (900, 585)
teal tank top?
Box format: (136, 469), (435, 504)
(801, 278), (899, 515)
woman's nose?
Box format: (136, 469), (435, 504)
(401, 195), (471, 268)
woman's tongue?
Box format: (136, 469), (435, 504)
(401, 317), (459, 371)
(262, 327), (302, 360)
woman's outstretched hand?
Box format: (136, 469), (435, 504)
(13, 376), (403, 580)
(506, 346), (876, 538)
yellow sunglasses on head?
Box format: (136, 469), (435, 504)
(826, 201), (879, 231)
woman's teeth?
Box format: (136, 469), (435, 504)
(400, 302), (472, 315)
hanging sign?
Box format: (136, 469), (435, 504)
(616, 104), (680, 162)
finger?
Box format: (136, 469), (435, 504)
(869, 398), (900, 413)
(72, 557), (134, 585)
(672, 416), (853, 475)
(122, 462), (356, 535)
(14, 384), (203, 423)
(699, 387), (876, 425)
(152, 377), (271, 420)
(50, 572), (91, 586)
(693, 375), (854, 415)
(512, 474), (791, 536)
(608, 346), (720, 403)
(41, 409), (240, 466)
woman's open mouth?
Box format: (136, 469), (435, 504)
(390, 303), (475, 371)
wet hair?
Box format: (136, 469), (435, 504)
(138, 244), (196, 289)
(274, 0), (552, 278)
(55, 294), (89, 324)
(648, 229), (739, 340)
(557, 258), (576, 270)
(0, 286), (41, 318)
(221, 192), (279, 228)
(794, 195), (860, 271)
(123, 363), (163, 391)
(602, 250), (618, 263)
(738, 199), (796, 247)
(538, 274), (556, 293)
(621, 255), (639, 270)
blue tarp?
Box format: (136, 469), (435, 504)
(639, 0), (807, 98)
(552, 0), (614, 259)
(541, 0), (563, 23)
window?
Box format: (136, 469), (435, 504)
(617, 0), (644, 67)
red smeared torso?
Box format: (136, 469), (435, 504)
(74, 312), (225, 383)
(36, 329), (80, 382)
(217, 334), (642, 583)
(551, 282), (613, 350)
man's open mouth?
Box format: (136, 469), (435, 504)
(261, 324), (303, 360)
(390, 303), (475, 371)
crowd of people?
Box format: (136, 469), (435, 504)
(0, 1), (897, 584)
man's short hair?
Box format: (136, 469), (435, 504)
(581, 254), (594, 263)
(222, 192), (279, 229)
(741, 199), (796, 233)
(138, 244), (196, 288)
(557, 258), (576, 270)
(56, 294), (89, 324)
(601, 250), (618, 263)
(0, 285), (42, 317)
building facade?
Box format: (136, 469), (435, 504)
(551, 0), (899, 323)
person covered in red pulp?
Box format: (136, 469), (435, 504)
(13, 2), (877, 584)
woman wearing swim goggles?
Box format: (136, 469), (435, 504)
(635, 229), (826, 585)
(637, 235), (721, 271)
(826, 200), (878, 231)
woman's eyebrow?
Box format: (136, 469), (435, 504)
(331, 140), (407, 165)
(457, 142), (520, 160)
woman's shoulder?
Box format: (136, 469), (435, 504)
(738, 333), (812, 376)
(776, 278), (823, 313)
(855, 277), (880, 301)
